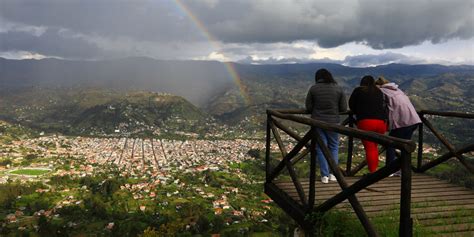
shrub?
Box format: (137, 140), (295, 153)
(0, 158), (12, 166)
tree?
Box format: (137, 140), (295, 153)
(38, 215), (55, 237)
(247, 149), (261, 159)
(140, 227), (160, 237)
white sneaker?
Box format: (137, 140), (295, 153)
(329, 174), (337, 181)
(321, 176), (329, 184)
(389, 171), (402, 177)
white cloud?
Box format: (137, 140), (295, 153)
(0, 50), (49, 60)
(195, 51), (231, 61)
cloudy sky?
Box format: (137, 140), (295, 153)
(0, 0), (473, 67)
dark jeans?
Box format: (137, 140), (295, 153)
(386, 124), (419, 165)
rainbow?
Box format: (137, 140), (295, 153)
(174, 0), (251, 105)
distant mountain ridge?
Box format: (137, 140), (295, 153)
(0, 57), (235, 106)
(2, 57), (474, 106)
(1, 57), (473, 136)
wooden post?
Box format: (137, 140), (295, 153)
(421, 117), (474, 173)
(268, 131), (312, 182)
(346, 116), (354, 175)
(265, 114), (272, 183)
(417, 118), (423, 172)
(272, 118), (311, 150)
(291, 149), (310, 166)
(313, 131), (378, 237)
(418, 143), (474, 173)
(347, 159), (367, 176)
(308, 127), (316, 210)
(399, 150), (413, 237)
(271, 123), (307, 206)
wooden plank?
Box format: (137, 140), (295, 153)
(438, 231), (474, 237)
(415, 211), (474, 220)
(276, 183), (454, 195)
(360, 204), (474, 215)
(291, 193), (474, 206)
(275, 176), (447, 187)
(427, 223), (474, 233)
(276, 176), (467, 192)
(418, 216), (474, 226)
(283, 188), (474, 200)
(270, 169), (474, 236)
(285, 193), (474, 210)
(277, 181), (466, 194)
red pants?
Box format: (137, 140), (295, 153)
(357, 119), (387, 173)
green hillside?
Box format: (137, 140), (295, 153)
(206, 71), (473, 140)
(0, 89), (211, 136)
(0, 120), (37, 144)
(1, 60), (473, 139)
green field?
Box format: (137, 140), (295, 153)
(9, 169), (50, 176)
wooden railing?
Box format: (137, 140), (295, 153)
(415, 110), (474, 174)
(265, 109), (417, 237)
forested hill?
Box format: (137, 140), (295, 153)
(1, 57), (473, 138)
(1, 57), (474, 107)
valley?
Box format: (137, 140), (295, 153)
(0, 58), (473, 236)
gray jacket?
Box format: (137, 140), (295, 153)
(305, 82), (347, 124)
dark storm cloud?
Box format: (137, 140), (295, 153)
(221, 42), (316, 56)
(0, 0), (203, 42)
(189, 0), (474, 48)
(0, 28), (102, 58)
(0, 0), (472, 59)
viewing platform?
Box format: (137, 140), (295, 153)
(264, 109), (474, 236)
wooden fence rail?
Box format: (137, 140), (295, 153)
(416, 110), (474, 174)
(265, 108), (473, 236)
(265, 109), (416, 237)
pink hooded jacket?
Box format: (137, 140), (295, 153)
(379, 83), (421, 130)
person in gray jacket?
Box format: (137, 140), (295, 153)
(305, 68), (347, 183)
(376, 76), (421, 176)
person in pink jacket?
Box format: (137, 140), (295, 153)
(375, 77), (421, 176)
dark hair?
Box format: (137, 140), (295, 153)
(360, 75), (379, 92)
(315, 68), (337, 84)
(360, 75), (375, 86)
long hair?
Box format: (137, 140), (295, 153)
(315, 68), (337, 84)
(360, 75), (379, 92)
(375, 76), (390, 86)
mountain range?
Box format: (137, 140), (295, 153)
(1, 57), (473, 138)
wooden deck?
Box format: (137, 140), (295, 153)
(270, 173), (474, 236)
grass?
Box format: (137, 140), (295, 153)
(10, 169), (50, 176)
(305, 189), (474, 236)
(307, 207), (431, 237)
(427, 160), (474, 189)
